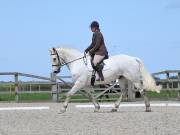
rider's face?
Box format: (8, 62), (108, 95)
(91, 27), (96, 32)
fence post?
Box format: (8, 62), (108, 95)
(51, 72), (59, 102)
(166, 72), (170, 89)
(38, 85), (41, 91)
(127, 80), (135, 101)
(10, 84), (12, 93)
(178, 72), (180, 100)
(30, 84), (32, 92)
(14, 73), (19, 102)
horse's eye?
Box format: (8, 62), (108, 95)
(53, 58), (56, 61)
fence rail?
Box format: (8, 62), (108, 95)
(0, 70), (180, 102)
(0, 72), (58, 102)
(0, 72), (128, 102)
(152, 70), (180, 90)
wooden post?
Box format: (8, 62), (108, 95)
(165, 72), (170, 100)
(166, 72), (170, 89)
(127, 80), (135, 101)
(10, 85), (12, 93)
(38, 85), (41, 91)
(178, 72), (180, 100)
(30, 84), (32, 92)
(14, 73), (19, 102)
(51, 72), (59, 102)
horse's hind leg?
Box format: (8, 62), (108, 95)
(111, 77), (127, 112)
(141, 90), (151, 112)
(111, 89), (125, 112)
(85, 88), (100, 112)
(135, 80), (151, 112)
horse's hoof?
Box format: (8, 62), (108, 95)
(94, 107), (100, 112)
(94, 108), (100, 112)
(145, 108), (151, 112)
(111, 108), (118, 112)
(59, 108), (66, 114)
(94, 109), (99, 112)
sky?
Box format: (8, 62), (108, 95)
(0, 0), (180, 80)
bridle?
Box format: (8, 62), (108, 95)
(51, 48), (63, 67)
(51, 48), (88, 68)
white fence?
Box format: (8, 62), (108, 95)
(1, 70), (180, 102)
(0, 72), (132, 102)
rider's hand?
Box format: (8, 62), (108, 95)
(85, 49), (88, 54)
(89, 50), (93, 55)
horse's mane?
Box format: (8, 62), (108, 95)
(57, 46), (83, 57)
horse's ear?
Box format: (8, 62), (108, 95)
(52, 48), (56, 52)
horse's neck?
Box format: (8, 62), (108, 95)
(60, 48), (81, 61)
(59, 48), (84, 73)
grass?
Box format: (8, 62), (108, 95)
(0, 90), (179, 102)
(0, 93), (15, 101)
(0, 93), (51, 102)
(146, 91), (178, 99)
(19, 93), (51, 101)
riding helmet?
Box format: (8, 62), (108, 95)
(90, 21), (99, 29)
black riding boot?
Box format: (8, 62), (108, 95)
(91, 70), (96, 86)
(96, 64), (104, 81)
(90, 62), (97, 86)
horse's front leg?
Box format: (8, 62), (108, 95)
(141, 90), (151, 112)
(84, 87), (100, 112)
(60, 80), (84, 113)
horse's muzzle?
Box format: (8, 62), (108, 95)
(54, 68), (60, 74)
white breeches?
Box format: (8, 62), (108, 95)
(93, 55), (105, 66)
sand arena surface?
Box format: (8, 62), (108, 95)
(0, 102), (180, 135)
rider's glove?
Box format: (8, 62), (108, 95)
(89, 50), (93, 55)
(85, 49), (89, 53)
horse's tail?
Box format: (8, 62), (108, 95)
(136, 58), (161, 93)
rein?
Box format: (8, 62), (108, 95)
(51, 48), (88, 67)
(61, 55), (87, 66)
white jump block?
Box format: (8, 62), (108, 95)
(0, 106), (50, 111)
(76, 103), (180, 108)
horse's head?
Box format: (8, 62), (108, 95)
(49, 47), (62, 74)
(49, 46), (83, 74)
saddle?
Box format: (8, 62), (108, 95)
(86, 55), (110, 86)
(90, 62), (104, 86)
(87, 60), (109, 72)
(91, 58), (109, 86)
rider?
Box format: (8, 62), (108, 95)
(85, 21), (109, 85)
